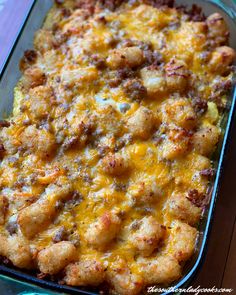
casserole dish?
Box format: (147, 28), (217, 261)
(0, 0), (235, 294)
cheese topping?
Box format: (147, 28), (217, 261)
(0, 0), (235, 294)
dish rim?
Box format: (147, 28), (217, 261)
(0, 0), (235, 294)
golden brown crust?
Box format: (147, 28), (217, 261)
(0, 0), (235, 294)
(37, 241), (77, 274)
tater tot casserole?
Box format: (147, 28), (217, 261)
(0, 0), (235, 294)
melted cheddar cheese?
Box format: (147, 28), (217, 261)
(0, 0), (235, 294)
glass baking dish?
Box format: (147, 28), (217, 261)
(0, 0), (235, 294)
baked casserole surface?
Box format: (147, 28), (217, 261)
(0, 0), (235, 293)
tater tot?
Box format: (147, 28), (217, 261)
(21, 67), (46, 91)
(137, 255), (181, 285)
(193, 124), (220, 156)
(38, 241), (77, 274)
(165, 59), (189, 92)
(64, 258), (105, 286)
(166, 192), (202, 226)
(84, 212), (121, 249)
(26, 85), (53, 120)
(107, 47), (144, 69)
(160, 128), (191, 160)
(128, 180), (162, 205)
(129, 216), (166, 256)
(0, 234), (33, 269)
(207, 13), (229, 45)
(140, 67), (167, 97)
(167, 220), (198, 262)
(127, 106), (158, 139)
(101, 152), (130, 176)
(20, 125), (57, 158)
(0, 1), (233, 292)
(209, 46), (236, 74)
(106, 258), (143, 295)
(18, 199), (56, 239)
(161, 98), (197, 130)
